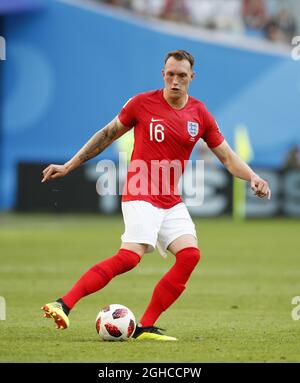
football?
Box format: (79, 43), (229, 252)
(95, 304), (136, 341)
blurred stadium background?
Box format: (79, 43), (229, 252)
(0, 0), (300, 362)
(0, 0), (300, 215)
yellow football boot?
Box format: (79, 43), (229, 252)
(41, 301), (70, 330)
(133, 326), (177, 341)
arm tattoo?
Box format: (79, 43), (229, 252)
(78, 119), (121, 164)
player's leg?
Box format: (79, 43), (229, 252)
(42, 201), (160, 329)
(42, 246), (143, 329)
(133, 235), (199, 340)
(134, 203), (200, 340)
(61, 246), (143, 308)
(120, 243), (148, 254)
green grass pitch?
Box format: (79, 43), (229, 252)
(0, 213), (299, 362)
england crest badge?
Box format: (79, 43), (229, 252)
(187, 121), (199, 137)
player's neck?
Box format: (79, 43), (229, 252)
(163, 89), (189, 110)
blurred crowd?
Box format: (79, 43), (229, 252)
(282, 145), (300, 169)
(98, 0), (299, 45)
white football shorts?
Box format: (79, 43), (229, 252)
(121, 200), (197, 257)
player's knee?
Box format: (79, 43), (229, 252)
(117, 248), (141, 271)
(186, 248), (201, 268)
(121, 242), (147, 257)
(176, 247), (201, 270)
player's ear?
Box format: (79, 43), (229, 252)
(191, 71), (195, 80)
(162, 69), (165, 78)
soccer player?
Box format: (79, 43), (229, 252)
(41, 50), (271, 340)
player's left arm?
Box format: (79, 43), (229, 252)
(211, 140), (271, 199)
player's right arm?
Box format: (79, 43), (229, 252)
(42, 117), (130, 182)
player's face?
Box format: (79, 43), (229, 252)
(162, 57), (194, 100)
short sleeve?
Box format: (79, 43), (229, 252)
(202, 107), (224, 149)
(118, 95), (141, 128)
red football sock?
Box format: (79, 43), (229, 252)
(139, 247), (200, 327)
(61, 249), (140, 309)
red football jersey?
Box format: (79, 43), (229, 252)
(118, 89), (224, 209)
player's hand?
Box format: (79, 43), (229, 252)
(41, 164), (69, 183)
(250, 175), (271, 200)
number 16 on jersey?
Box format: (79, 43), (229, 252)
(150, 120), (165, 142)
